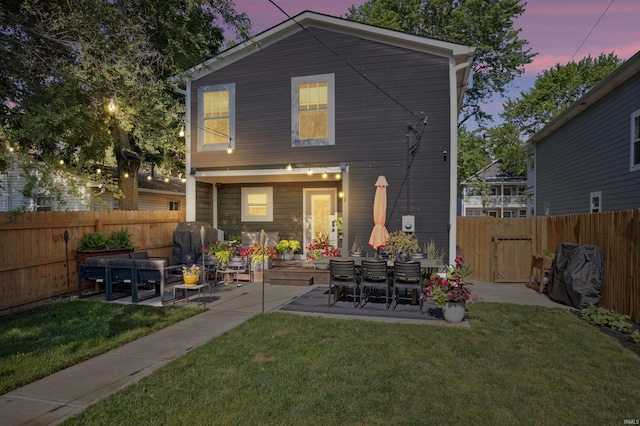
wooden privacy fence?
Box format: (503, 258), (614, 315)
(0, 210), (186, 312)
(458, 209), (640, 323)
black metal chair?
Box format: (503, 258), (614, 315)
(360, 260), (390, 308)
(329, 259), (359, 307)
(391, 261), (422, 310)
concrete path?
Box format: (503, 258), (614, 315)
(0, 280), (567, 425)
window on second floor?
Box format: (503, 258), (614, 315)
(632, 109), (640, 171)
(292, 74), (335, 147)
(198, 84), (235, 152)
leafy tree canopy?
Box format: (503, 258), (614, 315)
(0, 0), (250, 209)
(347, 0), (535, 126)
(501, 53), (622, 139)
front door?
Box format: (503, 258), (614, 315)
(303, 189), (337, 254)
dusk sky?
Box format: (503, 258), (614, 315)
(232, 0), (640, 122)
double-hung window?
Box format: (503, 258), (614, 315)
(241, 187), (273, 222)
(198, 84), (235, 151)
(292, 74), (335, 147)
(631, 109), (640, 171)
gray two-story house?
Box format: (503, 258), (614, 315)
(180, 11), (474, 261)
(525, 50), (640, 215)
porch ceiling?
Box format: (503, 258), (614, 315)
(193, 166), (343, 185)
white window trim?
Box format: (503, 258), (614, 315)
(631, 109), (640, 172)
(197, 83), (235, 152)
(590, 191), (602, 213)
(291, 73), (335, 147)
(241, 187), (273, 222)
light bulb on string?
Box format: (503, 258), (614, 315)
(179, 126), (185, 137)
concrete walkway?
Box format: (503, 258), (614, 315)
(0, 280), (567, 426)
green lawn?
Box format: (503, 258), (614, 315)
(65, 303), (640, 425)
(0, 300), (204, 394)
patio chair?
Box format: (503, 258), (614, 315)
(391, 261), (422, 310)
(329, 259), (359, 307)
(217, 257), (252, 287)
(360, 260), (390, 308)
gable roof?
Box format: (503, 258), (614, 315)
(182, 11), (474, 111)
(528, 50), (640, 145)
(462, 159), (526, 184)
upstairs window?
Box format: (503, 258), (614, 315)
(632, 109), (640, 171)
(198, 84), (235, 151)
(292, 74), (334, 147)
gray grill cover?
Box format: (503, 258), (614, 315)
(548, 242), (604, 309)
(172, 222), (218, 264)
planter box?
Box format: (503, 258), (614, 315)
(252, 258), (273, 270)
(76, 248), (134, 266)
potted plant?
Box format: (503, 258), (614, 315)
(384, 231), (419, 262)
(76, 228), (134, 265)
(276, 239), (301, 261)
(422, 254), (479, 322)
(306, 232), (340, 267)
(349, 235), (364, 257)
(240, 243), (277, 269)
(182, 264), (201, 285)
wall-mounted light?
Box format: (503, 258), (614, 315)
(227, 141), (233, 154)
(179, 126), (185, 137)
(443, 150), (448, 162)
(338, 191), (344, 198)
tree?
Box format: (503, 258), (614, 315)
(457, 126), (491, 191)
(502, 53), (622, 139)
(347, 0), (535, 127)
(0, 0), (250, 210)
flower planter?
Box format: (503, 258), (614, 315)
(443, 301), (466, 323)
(252, 258), (273, 270)
(282, 251), (294, 261)
(183, 275), (199, 285)
(76, 248), (134, 266)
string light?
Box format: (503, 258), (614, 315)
(96, 168), (101, 174)
(339, 191), (344, 198)
(335, 172), (341, 180)
(124, 172), (129, 178)
(286, 163), (292, 171)
(59, 159), (64, 165)
(108, 97), (116, 114)
(147, 175), (152, 181)
(307, 168), (313, 176)
(322, 169), (328, 179)
(163, 177), (169, 183)
(227, 141), (233, 154)
(179, 126), (185, 137)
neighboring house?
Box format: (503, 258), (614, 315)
(180, 11), (474, 261)
(0, 158), (185, 212)
(460, 159), (528, 217)
(524, 50), (640, 216)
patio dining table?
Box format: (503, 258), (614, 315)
(314, 257), (445, 305)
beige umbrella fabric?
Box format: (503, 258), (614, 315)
(368, 175), (390, 250)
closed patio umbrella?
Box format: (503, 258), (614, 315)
(368, 176), (390, 253)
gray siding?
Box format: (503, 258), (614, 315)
(195, 181), (214, 224)
(191, 26), (452, 255)
(536, 73), (640, 215)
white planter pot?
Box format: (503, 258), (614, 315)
(443, 301), (466, 323)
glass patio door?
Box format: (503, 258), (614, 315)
(303, 189), (337, 254)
